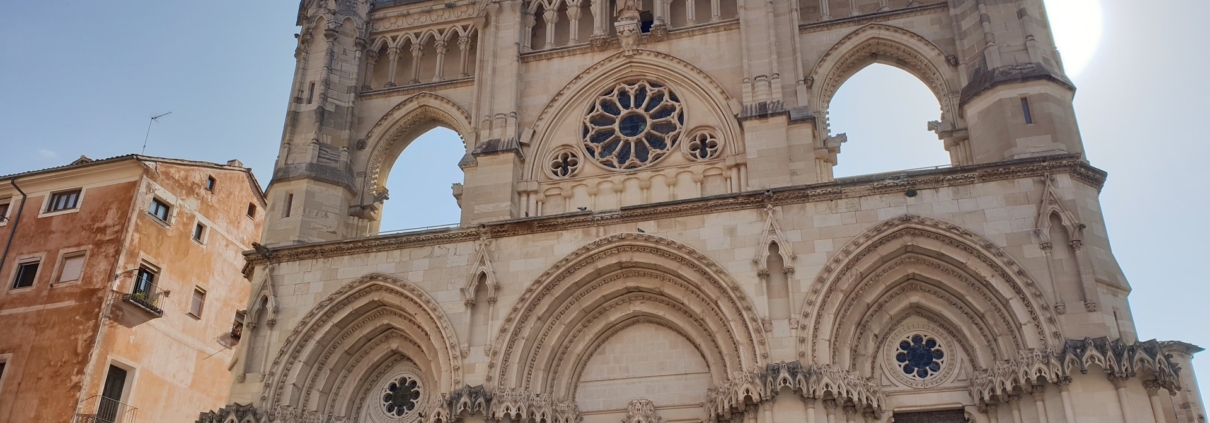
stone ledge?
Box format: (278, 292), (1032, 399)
(244, 154), (1102, 270)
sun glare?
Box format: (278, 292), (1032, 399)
(1044, 0), (1103, 78)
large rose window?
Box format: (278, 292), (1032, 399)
(380, 375), (422, 418)
(582, 81), (685, 169)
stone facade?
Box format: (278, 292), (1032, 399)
(0, 156), (265, 423)
(203, 0), (1204, 423)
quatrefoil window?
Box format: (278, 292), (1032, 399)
(582, 80), (685, 169)
(380, 375), (421, 418)
(895, 334), (946, 380)
(548, 148), (582, 179)
(684, 130), (721, 161)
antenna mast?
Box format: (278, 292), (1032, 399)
(141, 112), (173, 154)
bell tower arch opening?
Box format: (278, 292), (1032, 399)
(830, 64), (950, 178)
(377, 127), (465, 232)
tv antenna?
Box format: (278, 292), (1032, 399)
(141, 112), (173, 154)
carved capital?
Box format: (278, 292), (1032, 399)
(622, 399), (661, 423)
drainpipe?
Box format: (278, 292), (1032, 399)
(0, 177), (28, 277)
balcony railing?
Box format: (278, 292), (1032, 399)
(76, 396), (138, 423)
(122, 283), (165, 316)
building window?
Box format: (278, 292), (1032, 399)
(46, 189), (81, 213)
(205, 176), (216, 191)
(231, 311), (246, 339)
(1021, 97), (1034, 125)
(247, 203), (257, 218)
(11, 260), (39, 289)
(284, 193), (294, 218)
(57, 252), (86, 283)
(149, 199), (171, 222)
(189, 287), (207, 318)
(582, 80), (685, 170)
(895, 334), (946, 380)
(193, 223), (207, 243)
(307, 82), (316, 104)
(133, 267), (156, 297)
(0, 198), (10, 223)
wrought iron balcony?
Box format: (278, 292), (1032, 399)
(76, 395), (138, 423)
(122, 283), (164, 316)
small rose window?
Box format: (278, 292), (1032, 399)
(684, 130), (721, 161)
(380, 375), (422, 418)
(582, 80), (685, 169)
(548, 148), (582, 179)
(895, 334), (946, 380)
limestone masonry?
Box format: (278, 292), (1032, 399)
(201, 0), (1205, 422)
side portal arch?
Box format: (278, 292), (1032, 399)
(799, 215), (1062, 371)
(261, 273), (464, 419)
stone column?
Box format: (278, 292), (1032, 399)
(362, 49), (379, 91)
(807, 399), (817, 423)
(567, 5), (582, 43)
(1058, 381), (1077, 423)
(1008, 395), (1024, 423)
(408, 43), (424, 84)
(986, 404), (999, 423)
(1144, 380), (1167, 423)
(824, 399), (838, 423)
(1031, 385), (1051, 423)
(543, 8), (560, 48)
(433, 40), (448, 82)
(457, 35), (472, 77)
(848, 0), (858, 16)
(843, 405), (857, 423)
(1111, 376), (1131, 423)
(1069, 239), (1100, 313)
(385, 45), (400, 87)
(819, 0), (830, 20)
(522, 12), (537, 50)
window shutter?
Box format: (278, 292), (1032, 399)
(60, 255), (85, 282)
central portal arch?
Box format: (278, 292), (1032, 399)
(489, 234), (768, 407)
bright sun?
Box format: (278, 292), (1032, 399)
(1044, 0), (1104, 78)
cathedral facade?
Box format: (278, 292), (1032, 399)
(200, 0), (1205, 422)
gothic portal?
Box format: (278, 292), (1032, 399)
(199, 0), (1206, 422)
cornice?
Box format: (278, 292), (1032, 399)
(798, 3), (948, 35)
(243, 154), (1104, 269)
(359, 77), (475, 100)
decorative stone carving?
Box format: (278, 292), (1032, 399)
(621, 399), (661, 423)
(490, 388), (582, 423)
(969, 337), (1184, 405)
(582, 80), (685, 170)
(196, 403), (266, 423)
(705, 363), (885, 423)
(426, 385), (493, 423)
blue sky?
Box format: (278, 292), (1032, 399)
(2, 0), (1209, 400)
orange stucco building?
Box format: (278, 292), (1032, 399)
(0, 155), (265, 423)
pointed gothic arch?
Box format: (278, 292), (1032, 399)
(359, 92), (475, 197)
(261, 273), (463, 419)
(799, 215), (1063, 371)
(807, 24), (961, 141)
(489, 233), (768, 402)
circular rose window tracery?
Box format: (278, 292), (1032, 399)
(896, 334), (945, 379)
(380, 375), (422, 419)
(582, 80), (685, 170)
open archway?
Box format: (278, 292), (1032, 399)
(830, 64), (950, 177)
(379, 127), (464, 231)
(356, 93), (474, 234)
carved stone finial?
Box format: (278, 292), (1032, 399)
(622, 399), (661, 423)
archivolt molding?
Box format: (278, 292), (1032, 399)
(263, 273), (463, 408)
(525, 49), (742, 181)
(800, 215), (1061, 364)
(837, 256), (1022, 371)
(705, 362), (886, 422)
(300, 309), (431, 411)
(360, 93), (473, 194)
(807, 24), (960, 139)
(549, 291), (730, 398)
(490, 233), (768, 389)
